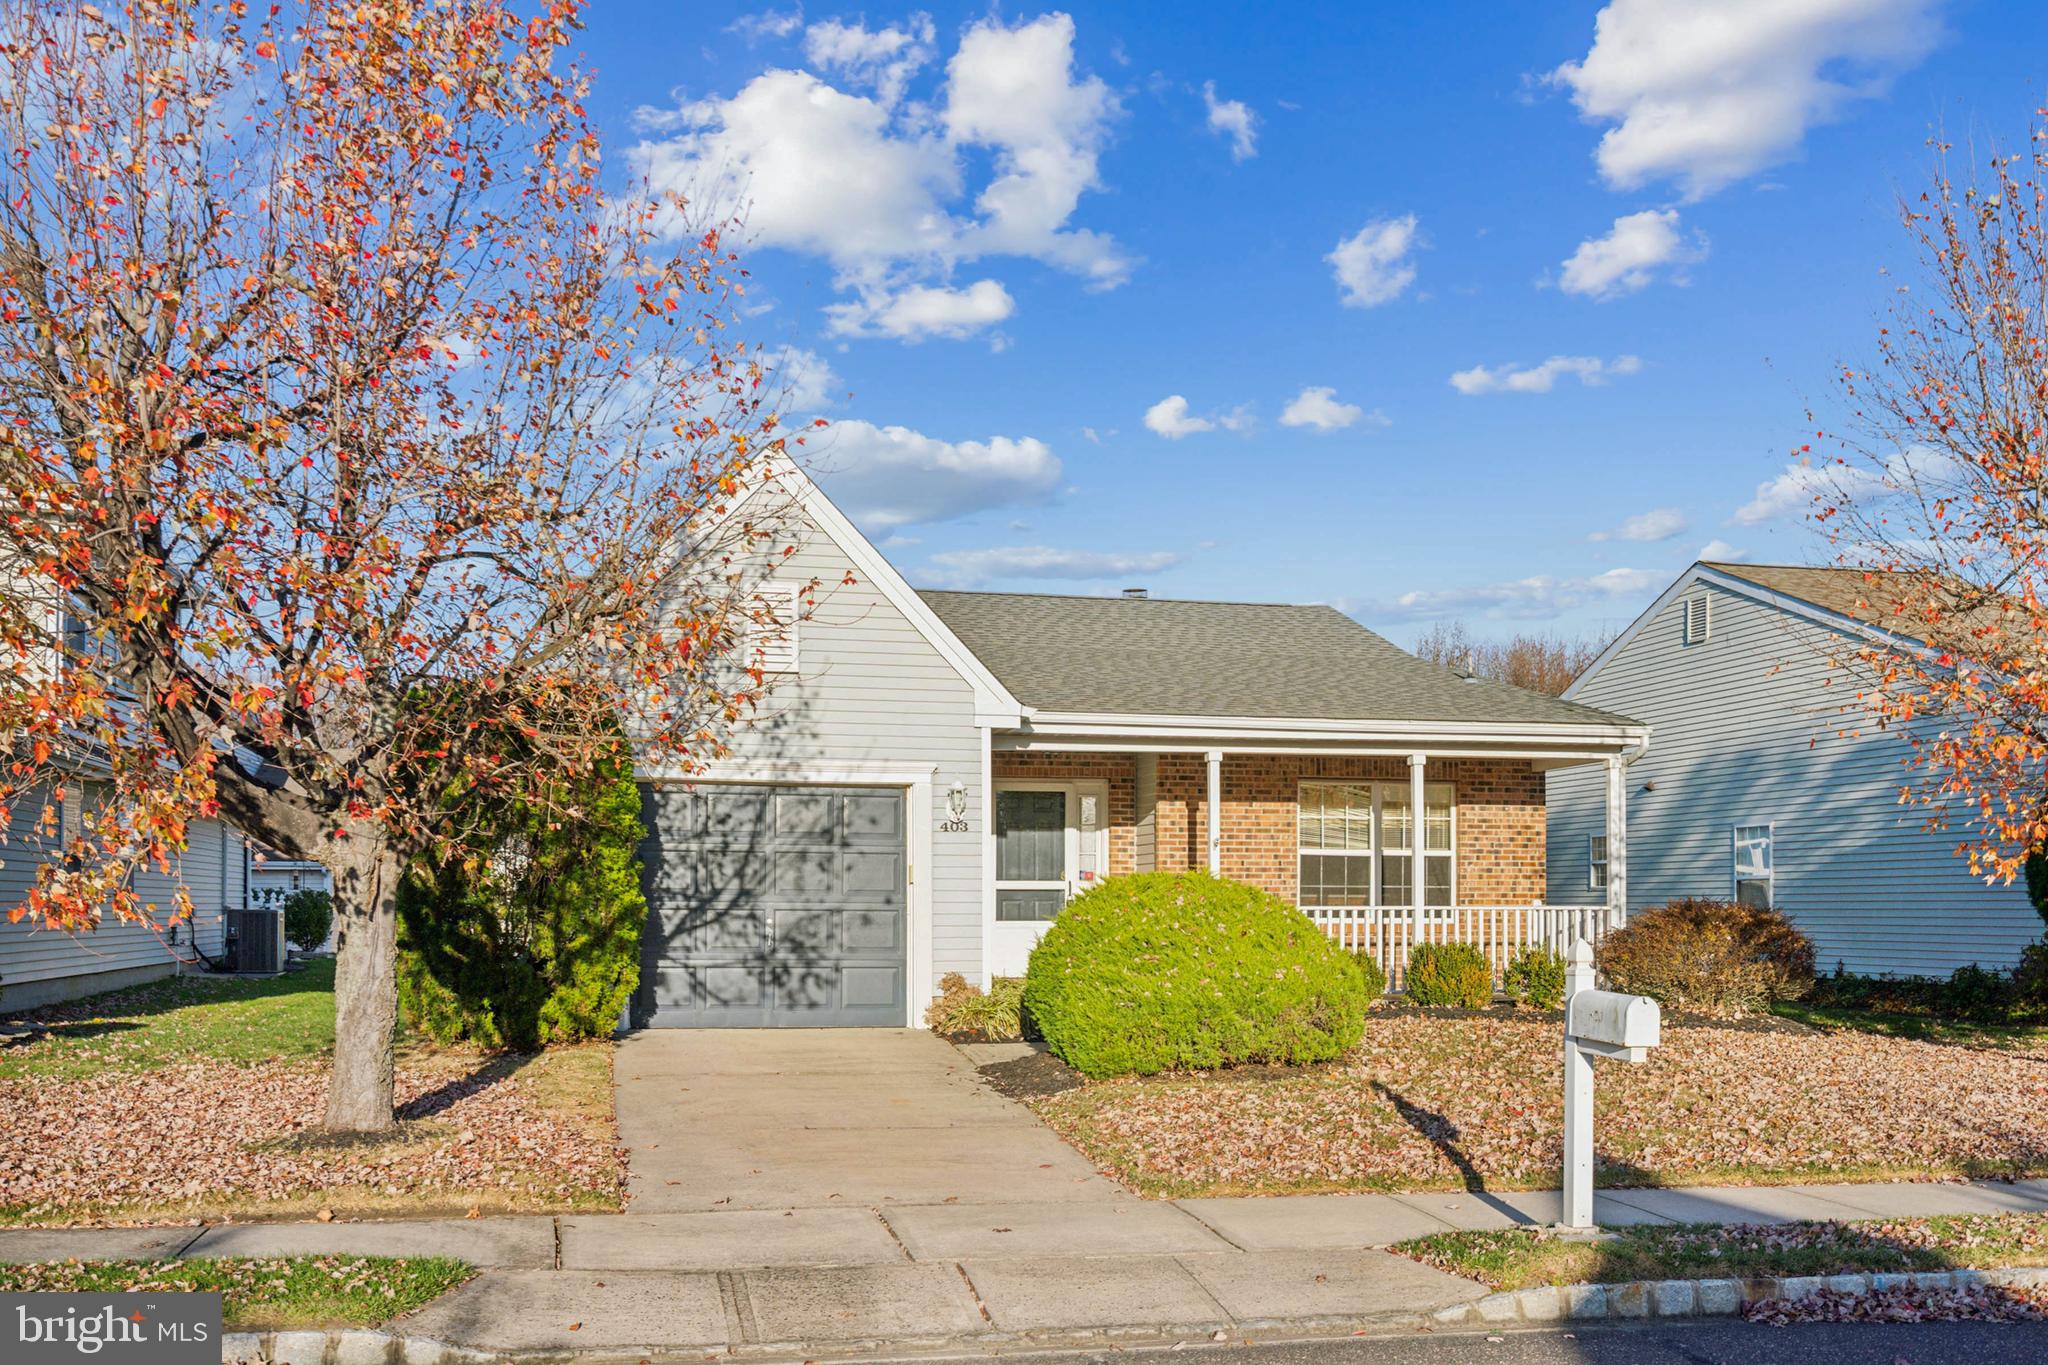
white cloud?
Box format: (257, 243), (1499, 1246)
(810, 419), (1062, 530)
(1328, 214), (1420, 308)
(1589, 506), (1686, 543)
(631, 14), (1127, 341)
(1549, 0), (1942, 199)
(823, 279), (1015, 340)
(803, 15), (935, 107)
(922, 545), (1181, 588)
(1698, 538), (1746, 561)
(1559, 209), (1707, 299)
(1202, 81), (1257, 161)
(1730, 457), (1892, 525)
(1280, 386), (1385, 433)
(1217, 404), (1255, 434)
(1388, 567), (1665, 621)
(1449, 354), (1642, 395)
(764, 345), (840, 410)
(1143, 395), (1213, 439)
(729, 7), (803, 42)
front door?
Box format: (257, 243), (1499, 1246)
(991, 781), (1106, 977)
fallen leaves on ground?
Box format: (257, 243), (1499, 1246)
(0, 1055), (627, 1226)
(1031, 1013), (2048, 1196)
(1746, 1285), (2048, 1324)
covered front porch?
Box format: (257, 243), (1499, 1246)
(983, 718), (1641, 991)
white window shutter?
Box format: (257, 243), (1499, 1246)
(749, 583), (800, 673)
(1684, 595), (1710, 644)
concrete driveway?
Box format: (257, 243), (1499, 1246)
(613, 1027), (1120, 1212)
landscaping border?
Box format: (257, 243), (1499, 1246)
(1429, 1264), (2048, 1326)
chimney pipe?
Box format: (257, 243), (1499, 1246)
(1121, 587), (1149, 600)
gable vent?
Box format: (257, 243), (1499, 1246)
(1684, 594), (1710, 645)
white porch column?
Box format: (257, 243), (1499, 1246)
(1205, 749), (1223, 875)
(1407, 752), (1427, 943)
(1604, 754), (1628, 926)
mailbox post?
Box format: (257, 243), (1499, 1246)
(1560, 935), (1660, 1229)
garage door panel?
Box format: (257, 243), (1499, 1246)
(639, 783), (908, 1028)
(842, 850), (903, 900)
(845, 794), (902, 842)
(842, 909), (902, 952)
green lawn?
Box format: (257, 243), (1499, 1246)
(0, 1256), (473, 1330)
(1397, 1213), (2048, 1291)
(1772, 999), (2048, 1052)
(0, 960), (336, 1080)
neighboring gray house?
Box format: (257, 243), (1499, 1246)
(630, 459), (1648, 1029)
(1547, 561), (2042, 978)
(0, 779), (248, 1008)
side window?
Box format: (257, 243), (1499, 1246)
(1589, 833), (1608, 891)
(1733, 823), (1773, 908)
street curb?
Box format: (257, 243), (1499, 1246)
(1429, 1264), (2048, 1327)
(223, 1329), (501, 1364)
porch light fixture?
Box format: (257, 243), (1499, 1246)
(947, 782), (968, 821)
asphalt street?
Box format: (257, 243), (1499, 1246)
(925, 1319), (2048, 1364)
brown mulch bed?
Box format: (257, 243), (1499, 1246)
(1031, 1013), (2048, 1197)
(0, 1054), (627, 1227)
(977, 1050), (1085, 1101)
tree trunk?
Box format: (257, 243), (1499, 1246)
(325, 846), (401, 1132)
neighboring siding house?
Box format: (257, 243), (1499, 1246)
(0, 781), (249, 1009)
(1547, 562), (2042, 978)
(629, 460), (1649, 1029)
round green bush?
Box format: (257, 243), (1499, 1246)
(1021, 872), (1368, 1078)
(1405, 941), (1492, 1008)
(397, 740), (646, 1049)
(1353, 949), (1388, 1000)
(281, 888), (333, 952)
(1502, 944), (1566, 1009)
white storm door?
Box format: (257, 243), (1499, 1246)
(991, 785), (1077, 978)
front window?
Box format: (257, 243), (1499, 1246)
(1589, 834), (1608, 891)
(1299, 781), (1453, 912)
(1733, 823), (1773, 908)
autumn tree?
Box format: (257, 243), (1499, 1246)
(1815, 120), (2048, 881)
(1411, 619), (1609, 697)
(0, 0), (805, 1130)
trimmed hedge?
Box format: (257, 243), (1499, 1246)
(1021, 872), (1368, 1078)
(1353, 949), (1389, 1001)
(1597, 898), (1814, 1017)
(281, 889), (333, 952)
(1406, 941), (1492, 1008)
(397, 741), (646, 1049)
(1503, 944), (1566, 1009)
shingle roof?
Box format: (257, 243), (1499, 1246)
(918, 589), (1638, 728)
(1703, 562), (1957, 644)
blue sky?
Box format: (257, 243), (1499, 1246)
(578, 0), (2045, 646)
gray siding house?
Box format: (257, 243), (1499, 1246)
(1548, 562), (2042, 978)
(0, 783), (248, 1008)
(630, 459), (1650, 1029)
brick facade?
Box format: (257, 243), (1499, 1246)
(995, 751), (1546, 907)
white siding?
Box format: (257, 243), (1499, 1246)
(693, 503), (988, 988)
(1548, 579), (2041, 977)
(0, 782), (245, 998)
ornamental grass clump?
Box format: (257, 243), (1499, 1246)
(1021, 872), (1368, 1078)
(1596, 898), (1814, 1017)
(1405, 941), (1493, 1008)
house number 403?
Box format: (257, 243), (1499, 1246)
(937, 816), (970, 833)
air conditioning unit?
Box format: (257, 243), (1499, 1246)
(226, 908), (285, 975)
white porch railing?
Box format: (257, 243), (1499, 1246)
(1311, 904), (1627, 994)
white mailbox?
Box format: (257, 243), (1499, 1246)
(1566, 989), (1660, 1062)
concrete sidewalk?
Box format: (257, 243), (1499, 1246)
(8, 1178), (2048, 1358)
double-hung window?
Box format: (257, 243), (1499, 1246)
(1733, 823), (1773, 908)
(1298, 781), (1454, 913)
(1589, 834), (1609, 891)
